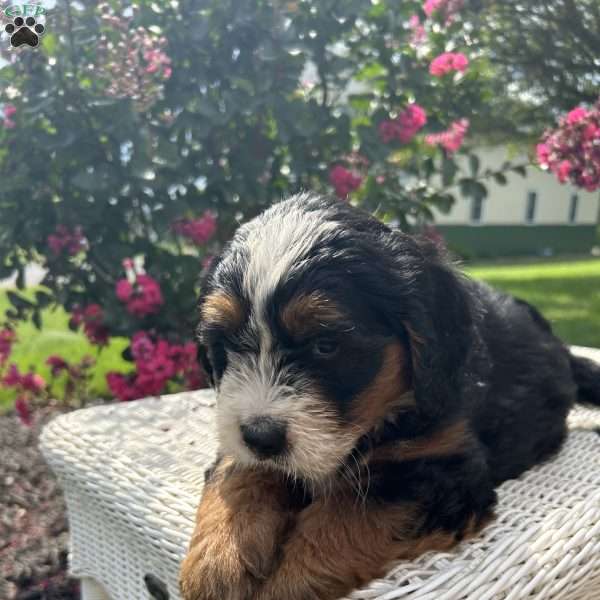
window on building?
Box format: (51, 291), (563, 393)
(568, 194), (579, 224)
(470, 197), (484, 223)
(525, 191), (537, 224)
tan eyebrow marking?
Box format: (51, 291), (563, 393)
(201, 292), (244, 331)
(281, 292), (346, 338)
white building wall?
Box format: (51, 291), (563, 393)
(434, 147), (599, 226)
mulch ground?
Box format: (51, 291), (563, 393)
(0, 405), (79, 600)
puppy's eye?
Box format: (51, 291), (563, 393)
(313, 338), (339, 358)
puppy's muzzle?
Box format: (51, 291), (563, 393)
(240, 416), (287, 458)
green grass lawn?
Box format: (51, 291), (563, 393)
(0, 290), (129, 409)
(1, 258), (599, 409)
(466, 258), (600, 349)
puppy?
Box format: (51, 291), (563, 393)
(180, 193), (600, 600)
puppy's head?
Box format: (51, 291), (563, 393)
(198, 194), (472, 485)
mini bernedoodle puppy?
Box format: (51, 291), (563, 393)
(180, 193), (600, 600)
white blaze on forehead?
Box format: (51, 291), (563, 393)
(238, 193), (340, 347)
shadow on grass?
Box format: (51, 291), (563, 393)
(474, 275), (600, 348)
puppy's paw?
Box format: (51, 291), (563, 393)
(179, 537), (258, 600)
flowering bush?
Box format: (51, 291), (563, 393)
(429, 52), (469, 77)
(537, 100), (600, 191)
(1, 0), (580, 407)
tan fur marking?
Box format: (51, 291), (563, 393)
(253, 491), (491, 600)
(180, 459), (292, 600)
(201, 292), (244, 330)
(371, 419), (473, 463)
(351, 343), (412, 432)
(281, 292), (345, 338)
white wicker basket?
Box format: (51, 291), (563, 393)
(40, 347), (600, 600)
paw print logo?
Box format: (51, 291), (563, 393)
(4, 16), (45, 48)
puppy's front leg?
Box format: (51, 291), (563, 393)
(254, 493), (474, 600)
(180, 457), (294, 600)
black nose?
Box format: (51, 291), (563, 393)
(240, 417), (287, 458)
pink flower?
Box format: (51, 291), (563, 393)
(409, 14), (426, 46)
(423, 0), (464, 21)
(2, 104), (17, 129)
(329, 166), (363, 198)
(2, 364), (45, 393)
(557, 160), (572, 183)
(116, 274), (164, 317)
(15, 396), (32, 426)
(107, 333), (206, 401)
(2, 363), (22, 387)
(131, 331), (155, 361)
(379, 104), (428, 144)
(566, 107), (589, 125)
(70, 304), (109, 346)
(0, 327), (16, 366)
(122, 257), (135, 271)
(46, 355), (69, 376)
(143, 48), (172, 79)
(107, 373), (140, 402)
(537, 98), (600, 191)
(536, 143), (551, 166)
(429, 52), (469, 77)
(47, 225), (87, 257)
(423, 0), (444, 16)
(172, 211), (218, 245)
(425, 119), (470, 153)
(21, 372), (46, 394)
(3, 104), (17, 118)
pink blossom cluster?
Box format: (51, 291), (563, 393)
(2, 364), (46, 393)
(47, 225), (87, 256)
(2, 364), (46, 425)
(0, 327), (16, 366)
(2, 103), (16, 129)
(107, 331), (203, 401)
(425, 118), (470, 153)
(423, 0), (464, 21)
(172, 211), (218, 245)
(93, 3), (172, 111)
(409, 15), (426, 47)
(116, 274), (164, 318)
(46, 355), (69, 376)
(429, 52), (469, 77)
(70, 304), (110, 346)
(15, 397), (32, 426)
(144, 48), (172, 79)
(537, 101), (600, 192)
(329, 165), (363, 198)
(379, 104), (428, 144)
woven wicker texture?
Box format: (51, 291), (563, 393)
(40, 346), (600, 600)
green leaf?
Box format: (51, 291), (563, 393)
(513, 165), (528, 177)
(493, 172), (508, 185)
(7, 291), (34, 310)
(16, 268), (25, 290)
(469, 155), (480, 177)
(460, 179), (488, 202)
(442, 155), (459, 187)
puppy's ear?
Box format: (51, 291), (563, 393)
(405, 259), (473, 424)
(197, 343), (215, 387)
(196, 254), (223, 389)
(377, 236), (474, 428)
